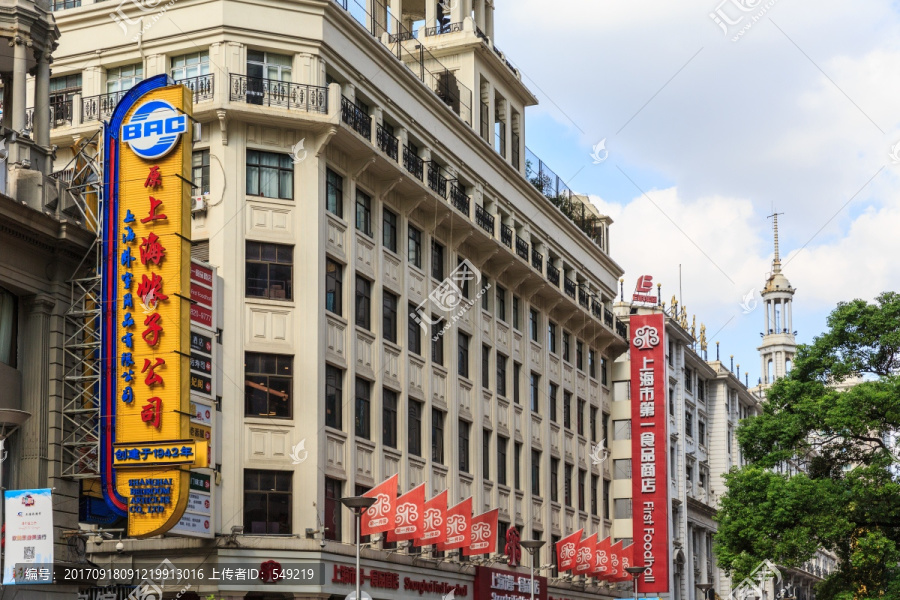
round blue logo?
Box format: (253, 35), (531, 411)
(122, 99), (188, 160)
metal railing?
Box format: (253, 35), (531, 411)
(176, 73), (215, 103)
(591, 300), (603, 320)
(403, 146), (423, 180)
(449, 184), (469, 215)
(424, 21), (463, 36)
(500, 223), (513, 248)
(604, 307), (614, 328)
(475, 204), (494, 235)
(82, 90), (127, 122)
(230, 74), (328, 112)
(547, 263), (560, 286)
(341, 96), (372, 138)
(427, 162), (447, 197)
(615, 320), (627, 338)
(564, 278), (576, 299)
(388, 30), (417, 43)
(515, 236), (529, 261)
(531, 247), (543, 272)
(578, 288), (589, 309)
(376, 124), (399, 160)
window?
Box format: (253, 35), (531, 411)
(668, 340), (674, 365)
(383, 389), (398, 448)
(50, 73), (82, 105)
(576, 341), (584, 371)
(497, 353), (508, 397)
(383, 208), (398, 252)
(459, 420), (471, 472)
(246, 242), (293, 300)
(192, 150), (210, 195)
(530, 372), (540, 413)
(431, 240), (445, 280)
(578, 469), (586, 511)
(497, 436), (508, 486)
(244, 469), (292, 534)
(550, 458), (559, 502)
(613, 419), (632, 440)
(355, 378), (371, 439)
(171, 50), (210, 79)
(355, 190), (372, 236)
(551, 535), (561, 577)
(727, 426), (733, 454)
(614, 498), (633, 519)
(0, 287), (16, 367)
(529, 309), (539, 342)
(699, 469), (707, 489)
(513, 362), (521, 404)
(496, 287), (507, 322)
(589, 350), (596, 378)
(408, 304), (422, 356)
(514, 442), (522, 490)
(432, 409), (445, 464)
(685, 411), (694, 438)
(562, 332), (570, 362)
(408, 225), (422, 267)
(107, 64), (143, 93)
(590, 407), (598, 442)
(604, 480), (611, 520)
(355, 276), (372, 330)
(564, 464), (572, 506)
(409, 400), (423, 456)
(531, 450), (541, 496)
(512, 296), (520, 330)
(458, 333), (470, 378)
(613, 459), (632, 479)
(563, 392), (572, 429)
(247, 49), (292, 83)
(481, 276), (490, 310)
(686, 463), (694, 484)
(432, 318), (444, 365)
(326, 168), (343, 217)
(323, 476), (341, 540)
(669, 389), (675, 416)
(549, 383), (558, 423)
(591, 474), (599, 515)
(602, 412), (609, 443)
(246, 150), (293, 199)
(383, 291), (398, 343)
(482, 429), (491, 478)
(577, 398), (585, 436)
(325, 365), (342, 429)
(601, 357), (608, 386)
(482, 345), (491, 389)
(685, 368), (693, 393)
(325, 259), (343, 315)
(698, 419), (707, 446)
(548, 322), (557, 353)
(244, 352), (292, 418)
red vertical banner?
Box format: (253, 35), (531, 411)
(574, 532), (597, 577)
(463, 508), (499, 556)
(386, 483), (426, 542)
(416, 489), (448, 547)
(591, 537), (611, 580)
(630, 313), (669, 593)
(556, 529), (583, 572)
(437, 497), (472, 551)
(361, 474), (398, 536)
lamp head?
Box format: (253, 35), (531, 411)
(625, 565), (646, 576)
(340, 496), (377, 512)
(520, 540), (546, 553)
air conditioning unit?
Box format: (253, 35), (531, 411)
(191, 195), (208, 214)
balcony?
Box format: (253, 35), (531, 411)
(547, 263), (560, 287)
(403, 146), (423, 180)
(604, 308), (614, 328)
(424, 21), (463, 36)
(376, 124), (399, 161)
(341, 96), (372, 138)
(578, 288), (589, 309)
(616, 321), (628, 338)
(564, 278), (576, 299)
(82, 90), (127, 123)
(515, 236), (529, 261)
(531, 247), (543, 272)
(388, 30), (417, 43)
(500, 223), (513, 248)
(591, 300), (603, 320)
(475, 204), (494, 235)
(176, 73), (215, 104)
(230, 74), (328, 113)
(427, 162), (447, 198)
(449, 184), (470, 215)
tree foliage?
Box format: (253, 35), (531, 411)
(715, 292), (900, 599)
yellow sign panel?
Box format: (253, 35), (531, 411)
(113, 83), (193, 538)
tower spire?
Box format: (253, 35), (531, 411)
(768, 211), (784, 273)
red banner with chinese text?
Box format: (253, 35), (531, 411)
(556, 529), (583, 572)
(437, 497), (472, 551)
(386, 483), (425, 542)
(361, 474), (398, 536)
(415, 489), (448, 547)
(574, 532), (597, 576)
(591, 536), (611, 579)
(463, 508), (499, 556)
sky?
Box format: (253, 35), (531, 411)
(493, 0), (900, 383)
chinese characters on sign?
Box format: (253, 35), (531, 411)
(630, 313), (669, 593)
(474, 567), (547, 600)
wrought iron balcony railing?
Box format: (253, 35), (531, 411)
(475, 204), (494, 235)
(176, 73), (215, 103)
(615, 320), (627, 338)
(376, 124), (399, 161)
(531, 248), (543, 272)
(547, 263), (560, 286)
(449, 184), (469, 215)
(604, 308), (614, 328)
(341, 96), (372, 138)
(578, 288), (589, 308)
(500, 223), (513, 248)
(591, 300), (603, 320)
(427, 162), (447, 197)
(82, 90), (127, 122)
(564, 278), (576, 299)
(425, 21), (463, 36)
(230, 74), (328, 112)
(403, 146), (424, 180)
(515, 236), (529, 261)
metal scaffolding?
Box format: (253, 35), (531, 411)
(58, 129), (104, 479)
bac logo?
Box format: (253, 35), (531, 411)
(123, 99), (187, 160)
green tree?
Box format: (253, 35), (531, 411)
(715, 292), (900, 600)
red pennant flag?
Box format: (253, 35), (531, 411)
(574, 532), (597, 576)
(608, 539), (624, 581)
(360, 474), (398, 536)
(463, 508), (500, 556)
(591, 537), (611, 579)
(415, 490), (448, 547)
(618, 542), (635, 581)
(437, 497), (472, 551)
(386, 483), (426, 542)
(556, 529), (583, 572)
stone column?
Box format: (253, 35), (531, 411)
(18, 294), (56, 488)
(425, 0), (437, 28)
(1, 74), (12, 129)
(34, 51), (51, 170)
(11, 38), (27, 134)
(485, 0), (494, 39)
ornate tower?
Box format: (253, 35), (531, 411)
(757, 213), (797, 394)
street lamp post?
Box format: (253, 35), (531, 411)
(697, 582), (714, 600)
(625, 565), (646, 600)
(340, 496), (377, 600)
(520, 540), (546, 600)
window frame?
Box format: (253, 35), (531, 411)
(383, 207), (398, 253)
(244, 469), (292, 535)
(325, 258), (343, 316)
(246, 149), (294, 200)
(354, 378), (371, 439)
(244, 352), (293, 419)
(409, 399), (423, 457)
(326, 167), (344, 217)
(325, 364), (342, 430)
(408, 225), (422, 268)
(355, 189), (373, 237)
(382, 388), (398, 448)
(246, 241), (293, 301)
(459, 419), (471, 473)
(355, 275), (372, 330)
(383, 290), (398, 343)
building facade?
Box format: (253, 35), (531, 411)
(39, 0), (639, 598)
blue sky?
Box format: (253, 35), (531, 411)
(493, 0), (900, 382)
